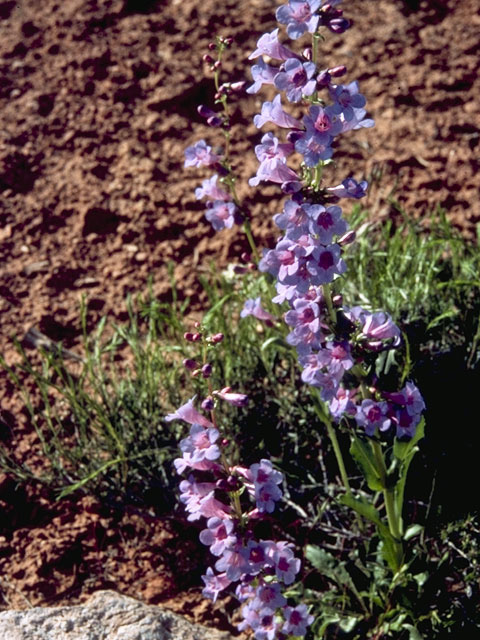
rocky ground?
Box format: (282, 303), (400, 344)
(0, 0), (479, 630)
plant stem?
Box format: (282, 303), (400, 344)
(322, 283), (337, 325)
(325, 414), (352, 495)
(312, 389), (351, 495)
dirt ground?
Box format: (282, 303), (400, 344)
(0, 0), (479, 628)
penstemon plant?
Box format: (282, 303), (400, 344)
(173, 1), (427, 637)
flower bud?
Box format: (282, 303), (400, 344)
(332, 294), (343, 306)
(202, 396), (215, 411)
(212, 162), (229, 176)
(211, 332), (224, 343)
(183, 332), (194, 342)
(183, 358), (198, 370)
(233, 265), (247, 274)
(207, 115), (223, 127)
(286, 130), (303, 144)
(230, 81), (247, 93)
(201, 363), (213, 378)
(302, 47), (312, 61)
(329, 65), (347, 78)
(240, 252), (251, 263)
(338, 230), (356, 246)
(192, 332), (202, 342)
(224, 37), (233, 46)
(214, 60), (222, 70)
(194, 321), (201, 328)
(328, 18), (350, 33)
(317, 70), (331, 87)
(197, 104), (216, 119)
(208, 42), (217, 51)
(216, 478), (230, 491)
(203, 54), (214, 64)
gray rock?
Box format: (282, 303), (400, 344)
(0, 590), (235, 640)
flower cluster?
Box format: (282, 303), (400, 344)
(167, 327), (308, 639)
(248, 0), (425, 441)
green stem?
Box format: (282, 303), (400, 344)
(243, 219), (260, 263)
(325, 414), (352, 495)
(312, 389), (351, 495)
(322, 283), (337, 325)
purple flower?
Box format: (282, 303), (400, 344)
(307, 243), (347, 285)
(299, 353), (340, 400)
(339, 107), (375, 132)
(345, 306), (401, 350)
(273, 199), (309, 237)
(205, 200), (237, 231)
(254, 94), (302, 130)
(248, 28), (298, 61)
(254, 132), (294, 163)
(303, 104), (343, 137)
(249, 156), (301, 189)
(252, 610), (282, 640)
(295, 126), (333, 166)
(356, 399), (391, 436)
(282, 604), (314, 636)
(184, 139), (220, 168)
(276, 0), (322, 39)
(215, 543), (252, 581)
(241, 297), (275, 324)
(272, 543), (301, 585)
(274, 58), (317, 103)
(214, 387), (249, 407)
(305, 203), (348, 245)
(329, 387), (358, 422)
(241, 540), (275, 575)
(195, 174), (231, 201)
(201, 568), (231, 602)
(327, 176), (368, 199)
(178, 479), (230, 520)
(251, 582), (287, 611)
(199, 517), (237, 556)
(165, 396), (212, 428)
(330, 81), (367, 121)
(179, 423), (221, 464)
(247, 58), (279, 94)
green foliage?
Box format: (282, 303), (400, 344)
(343, 205), (480, 365)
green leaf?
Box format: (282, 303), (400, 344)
(404, 524), (424, 541)
(393, 417), (425, 462)
(393, 418), (425, 533)
(305, 545), (354, 589)
(350, 434), (384, 490)
(403, 623), (425, 640)
(340, 494), (403, 572)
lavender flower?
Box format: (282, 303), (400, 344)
(248, 28), (298, 61)
(273, 58), (317, 103)
(240, 297), (275, 324)
(282, 604), (314, 636)
(201, 567), (231, 602)
(356, 399), (391, 436)
(254, 94), (302, 130)
(195, 174), (231, 201)
(184, 139), (220, 168)
(165, 396), (212, 428)
(294, 125), (333, 166)
(327, 176), (369, 199)
(247, 58), (279, 94)
(205, 200), (237, 231)
(199, 517), (237, 556)
(276, 0), (322, 40)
